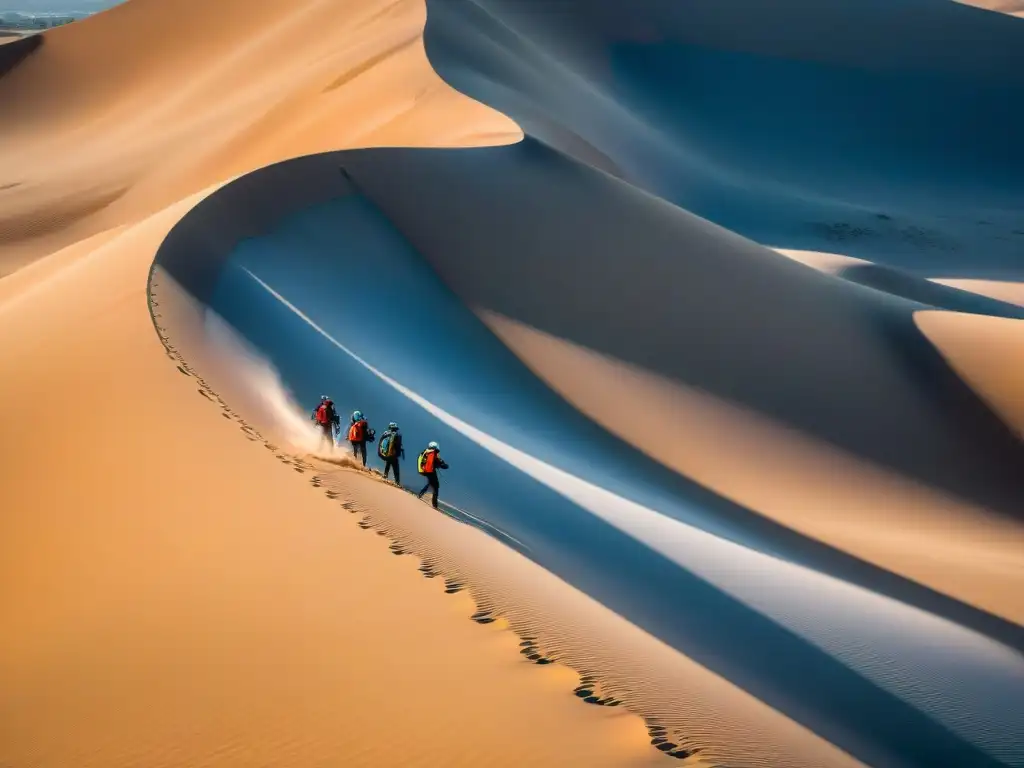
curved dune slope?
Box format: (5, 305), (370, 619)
(916, 311), (1024, 439)
(147, 1), (1024, 763)
(425, 0), (1024, 274)
(0, 35), (40, 75)
(153, 147), (1024, 768)
(773, 251), (1024, 319)
(332, 141), (1024, 521)
(4, 0), (1024, 767)
(0, 0), (520, 276)
(929, 277), (1024, 308)
(0, 2), (675, 768)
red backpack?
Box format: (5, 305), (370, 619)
(315, 403), (331, 425)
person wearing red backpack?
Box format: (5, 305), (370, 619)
(347, 410), (375, 467)
(310, 395), (339, 452)
(416, 441), (449, 509)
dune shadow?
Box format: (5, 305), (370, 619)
(422, 0), (1024, 277)
(154, 147), (1024, 768)
(837, 264), (1024, 318)
(336, 141), (1024, 523)
(146, 4), (1024, 763)
(0, 33), (41, 79)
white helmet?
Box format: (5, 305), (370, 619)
(428, 441), (439, 450)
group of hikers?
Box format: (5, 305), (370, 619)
(311, 396), (449, 509)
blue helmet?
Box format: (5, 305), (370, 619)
(352, 410), (363, 422)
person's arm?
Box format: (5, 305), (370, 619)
(437, 457), (449, 470)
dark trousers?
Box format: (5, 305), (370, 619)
(351, 440), (367, 466)
(318, 424), (334, 452)
(418, 472), (439, 508)
(383, 457), (400, 485)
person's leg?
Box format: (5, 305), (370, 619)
(393, 459), (401, 487)
(429, 474), (439, 508)
(351, 441), (358, 458)
(417, 476), (430, 499)
(359, 441), (367, 467)
(383, 459), (391, 480)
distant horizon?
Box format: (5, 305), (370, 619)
(0, 0), (122, 13)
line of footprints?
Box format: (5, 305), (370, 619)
(150, 285), (701, 764)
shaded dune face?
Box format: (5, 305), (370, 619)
(154, 148), (1024, 768)
(0, 33), (41, 78)
(337, 143), (1024, 522)
(423, 0), (1024, 273)
(144, 1), (1024, 767)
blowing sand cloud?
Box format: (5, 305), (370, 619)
(202, 308), (330, 455)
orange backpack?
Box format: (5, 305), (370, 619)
(418, 449), (436, 474)
(348, 419), (366, 441)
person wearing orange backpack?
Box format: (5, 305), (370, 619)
(310, 395), (339, 453)
(416, 441), (449, 509)
(347, 410), (375, 468)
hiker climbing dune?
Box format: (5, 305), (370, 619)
(417, 441), (449, 509)
(378, 422), (404, 485)
(310, 395), (340, 452)
(347, 410), (375, 467)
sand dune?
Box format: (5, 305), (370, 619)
(0, 0), (519, 276)
(425, 0), (1024, 274)
(149, 141), (1024, 767)
(775, 249), (1024, 319)
(327, 141), (1024, 521)
(957, 0), (1024, 16)
(0, 2), (655, 767)
(916, 310), (1024, 440)
(930, 277), (1024, 308)
(0, 198), (664, 768)
(3, 0), (1024, 766)
(482, 309), (1024, 619)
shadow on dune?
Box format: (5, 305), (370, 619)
(336, 140), (1024, 524)
(153, 147), (1024, 768)
(0, 34), (41, 79)
(422, 0), (1024, 273)
(837, 263), (1024, 318)
(146, 3), (1024, 764)
(412, 0), (1024, 516)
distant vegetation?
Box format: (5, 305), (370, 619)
(0, 1), (123, 30)
(1, 13), (78, 28)
(0, 0), (121, 11)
